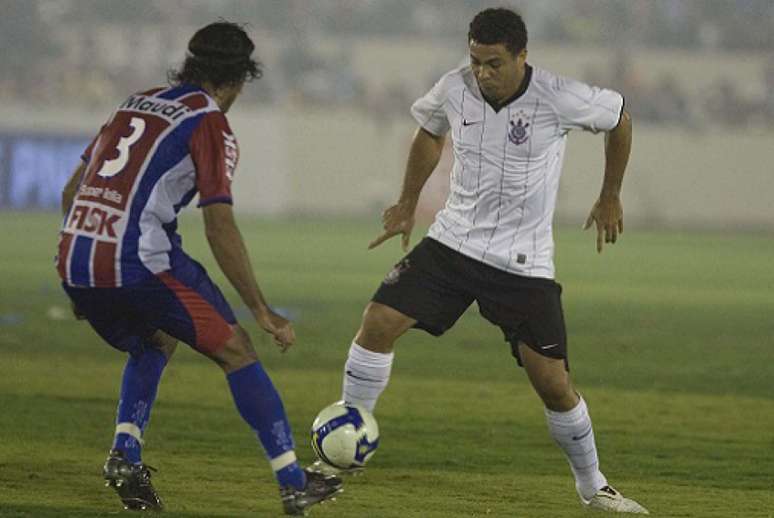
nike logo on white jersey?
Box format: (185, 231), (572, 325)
(462, 119), (480, 126)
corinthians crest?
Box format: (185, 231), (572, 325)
(508, 118), (530, 145)
(383, 259), (410, 285)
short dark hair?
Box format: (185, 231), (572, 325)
(468, 8), (528, 55)
(169, 21), (262, 88)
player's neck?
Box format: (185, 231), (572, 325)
(484, 64), (531, 111)
(201, 82), (237, 113)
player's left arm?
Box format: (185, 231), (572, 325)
(584, 109), (632, 253)
(61, 161), (86, 216)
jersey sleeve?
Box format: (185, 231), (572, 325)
(189, 111), (238, 207)
(81, 125), (105, 163)
(410, 75), (451, 136)
(554, 76), (624, 134)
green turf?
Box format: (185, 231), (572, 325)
(1, 213), (772, 517)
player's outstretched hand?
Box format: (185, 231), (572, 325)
(255, 307), (296, 353)
(583, 196), (623, 253)
(368, 202), (415, 252)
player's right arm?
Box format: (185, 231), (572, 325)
(369, 73), (451, 251)
(63, 124), (107, 216)
(192, 111), (294, 351)
(61, 160), (89, 320)
(202, 203), (295, 351)
(369, 128), (446, 251)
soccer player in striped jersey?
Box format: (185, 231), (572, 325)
(57, 22), (340, 515)
(337, 8), (648, 515)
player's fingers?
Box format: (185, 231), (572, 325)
(368, 231), (394, 249)
(583, 212), (594, 230)
(618, 218), (624, 234)
(274, 330), (292, 351)
(276, 323), (292, 340)
(596, 225), (604, 253)
(261, 320), (278, 336)
(609, 223), (618, 244)
(275, 337), (289, 353)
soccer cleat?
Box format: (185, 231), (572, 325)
(581, 485), (649, 514)
(281, 467), (343, 516)
(307, 459), (364, 477)
(103, 449), (163, 511)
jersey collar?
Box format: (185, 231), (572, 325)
(482, 64), (533, 113)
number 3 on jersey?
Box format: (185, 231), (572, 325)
(97, 117), (146, 178)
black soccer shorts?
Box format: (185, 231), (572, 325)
(372, 237), (569, 369)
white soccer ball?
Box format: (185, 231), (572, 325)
(310, 401), (379, 470)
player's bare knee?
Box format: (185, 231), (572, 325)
(148, 330), (178, 360)
(536, 377), (577, 411)
(207, 325), (259, 373)
(356, 313), (396, 352)
(356, 302), (414, 352)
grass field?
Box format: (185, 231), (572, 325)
(1, 213), (772, 518)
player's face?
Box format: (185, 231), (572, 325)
(469, 40), (527, 103)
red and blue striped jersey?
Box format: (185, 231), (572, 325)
(56, 84), (239, 287)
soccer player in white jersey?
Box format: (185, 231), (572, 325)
(335, 8), (648, 514)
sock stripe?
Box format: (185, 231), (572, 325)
(115, 422), (144, 445)
(270, 450), (298, 472)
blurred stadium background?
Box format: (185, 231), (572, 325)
(2, 2), (773, 517)
(2, 0), (773, 229)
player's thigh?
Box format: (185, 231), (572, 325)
(63, 284), (152, 356)
(476, 276), (569, 368)
(369, 238), (474, 341)
(133, 259), (238, 355)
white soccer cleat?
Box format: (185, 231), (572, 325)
(581, 485), (649, 514)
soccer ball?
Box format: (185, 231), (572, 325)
(310, 401), (379, 470)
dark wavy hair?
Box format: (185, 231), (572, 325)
(468, 8), (528, 55)
(169, 21), (262, 88)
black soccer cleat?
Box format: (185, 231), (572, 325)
(103, 449), (163, 511)
(280, 467), (343, 516)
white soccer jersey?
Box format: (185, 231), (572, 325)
(412, 64), (624, 279)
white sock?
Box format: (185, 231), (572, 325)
(342, 342), (394, 413)
(545, 397), (608, 501)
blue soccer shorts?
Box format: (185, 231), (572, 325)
(64, 257), (236, 356)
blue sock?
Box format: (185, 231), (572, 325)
(112, 346), (167, 464)
(227, 362), (306, 490)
